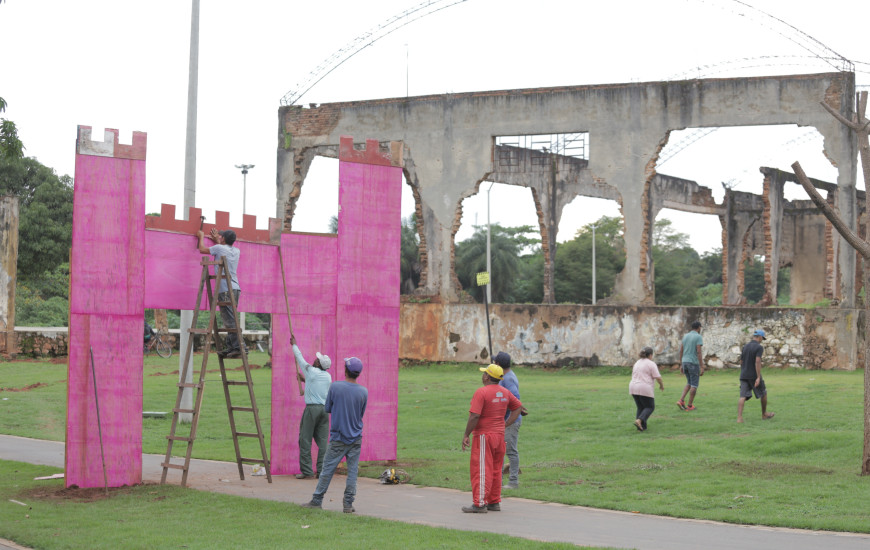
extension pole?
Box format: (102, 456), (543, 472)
(483, 287), (493, 360)
(277, 245), (304, 396)
(89, 347), (109, 495)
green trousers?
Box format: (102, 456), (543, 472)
(299, 404), (329, 476)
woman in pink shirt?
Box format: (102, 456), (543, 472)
(629, 347), (664, 432)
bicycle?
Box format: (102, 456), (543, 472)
(144, 328), (173, 358)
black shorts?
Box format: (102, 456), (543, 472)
(740, 378), (766, 400)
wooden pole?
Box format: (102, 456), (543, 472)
(276, 244), (304, 396)
(89, 347), (109, 495)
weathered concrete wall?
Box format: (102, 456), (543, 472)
(399, 303), (864, 370)
(0, 196), (18, 355)
(280, 72), (858, 306)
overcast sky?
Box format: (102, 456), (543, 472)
(2, 0), (868, 252)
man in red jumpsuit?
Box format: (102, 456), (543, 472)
(461, 364), (523, 513)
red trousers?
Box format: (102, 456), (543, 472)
(469, 432), (505, 507)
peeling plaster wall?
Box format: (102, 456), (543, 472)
(399, 303), (863, 370)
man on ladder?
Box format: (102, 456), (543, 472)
(197, 227), (246, 358)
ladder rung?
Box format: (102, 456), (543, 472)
(231, 406), (254, 412)
(225, 380), (250, 386)
(166, 435), (192, 442)
(215, 327), (239, 333)
(239, 457), (266, 464)
(189, 328), (210, 335)
(161, 463), (187, 470)
(177, 383), (203, 389)
(216, 301), (233, 306)
(173, 408), (196, 414)
(235, 432), (260, 438)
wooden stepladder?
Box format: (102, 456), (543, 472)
(161, 256), (272, 486)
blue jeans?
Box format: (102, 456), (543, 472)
(310, 439), (362, 507)
(682, 362), (700, 388)
(504, 422), (520, 486)
(217, 290), (243, 352)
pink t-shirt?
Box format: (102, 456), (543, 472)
(628, 358), (661, 398)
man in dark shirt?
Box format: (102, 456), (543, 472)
(301, 357), (367, 514)
(738, 329), (775, 423)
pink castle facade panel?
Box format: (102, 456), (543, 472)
(337, 162), (402, 308)
(270, 313), (335, 475)
(334, 157), (402, 462)
(70, 155), (145, 315)
(67, 130), (145, 487)
(335, 305), (399, 461)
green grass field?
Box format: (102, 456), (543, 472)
(2, 354), (870, 541)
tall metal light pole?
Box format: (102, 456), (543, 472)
(235, 164), (255, 215)
(591, 224), (597, 305)
(179, 0), (201, 424)
(486, 182), (495, 304)
(235, 164), (254, 332)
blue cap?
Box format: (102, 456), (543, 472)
(753, 329), (766, 340)
(493, 351), (511, 369)
(344, 357), (363, 374)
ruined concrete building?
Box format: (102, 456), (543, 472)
(277, 72), (858, 307)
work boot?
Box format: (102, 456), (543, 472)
(461, 505), (488, 513)
(486, 503), (501, 511)
(300, 501), (321, 509)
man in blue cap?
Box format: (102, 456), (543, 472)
(302, 356), (368, 513)
(494, 351), (521, 490)
(738, 329), (775, 423)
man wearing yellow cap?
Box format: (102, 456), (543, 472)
(461, 364), (523, 513)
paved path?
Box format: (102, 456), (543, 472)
(2, 434), (870, 549)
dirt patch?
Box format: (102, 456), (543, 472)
(19, 482), (157, 503)
(1, 383), (48, 392)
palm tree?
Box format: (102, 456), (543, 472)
(455, 224), (522, 302)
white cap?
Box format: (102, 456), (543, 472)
(315, 352), (331, 370)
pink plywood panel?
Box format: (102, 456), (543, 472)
(70, 155), (146, 315)
(143, 231), (204, 309)
(337, 162), (402, 308)
(65, 313), (143, 487)
(144, 230), (337, 316)
(280, 233), (338, 317)
(336, 304), (398, 462)
(68, 134), (146, 489)
(270, 314), (335, 475)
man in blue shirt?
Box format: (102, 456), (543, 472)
(677, 320), (704, 411)
(302, 357), (368, 513)
(197, 228), (245, 358)
(495, 351), (522, 490)
(291, 334), (332, 480)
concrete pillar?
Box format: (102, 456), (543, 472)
(760, 170), (785, 306)
(0, 196), (18, 356)
(787, 206), (829, 304)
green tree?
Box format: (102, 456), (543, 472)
(553, 216), (625, 304)
(0, 156), (74, 326)
(0, 156), (74, 279)
(0, 97), (25, 160)
(454, 224), (534, 302)
(400, 215), (421, 293)
(652, 219), (709, 305)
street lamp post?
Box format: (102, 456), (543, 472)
(235, 164), (255, 215)
(235, 164), (254, 332)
